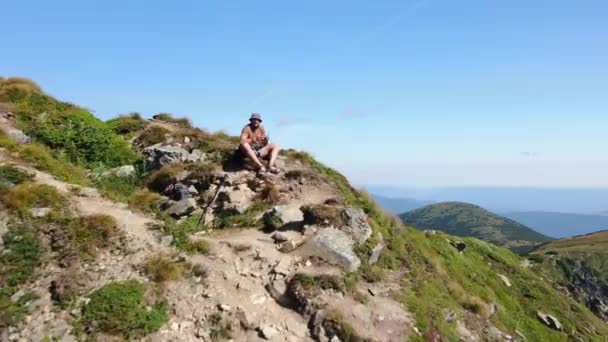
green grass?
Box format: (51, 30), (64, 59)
(0, 133), (89, 185)
(106, 112), (147, 135)
(92, 166), (145, 203)
(80, 280), (168, 339)
(1, 182), (67, 214)
(163, 216), (211, 254)
(0, 229), (42, 287)
(128, 188), (162, 214)
(0, 288), (38, 329)
(0, 164), (33, 185)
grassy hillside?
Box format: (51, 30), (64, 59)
(1, 77), (607, 340)
(400, 202), (552, 253)
(528, 231), (608, 322)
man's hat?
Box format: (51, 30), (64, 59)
(250, 113), (262, 122)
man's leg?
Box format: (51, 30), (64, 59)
(259, 143), (280, 168)
(240, 142), (265, 169)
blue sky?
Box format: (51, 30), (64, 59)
(2, 0), (607, 187)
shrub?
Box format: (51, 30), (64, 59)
(146, 163), (186, 193)
(93, 170), (144, 203)
(0, 164), (33, 185)
(8, 90), (137, 168)
(16, 143), (90, 185)
(80, 280), (168, 339)
(301, 204), (344, 227)
(66, 215), (119, 260)
(136, 125), (171, 147)
(0, 289), (38, 329)
(1, 183), (67, 212)
(0, 77), (43, 101)
(152, 113), (192, 128)
(143, 254), (192, 283)
(106, 112), (147, 135)
(128, 189), (162, 214)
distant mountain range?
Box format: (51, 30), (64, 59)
(502, 212), (608, 238)
(400, 202), (552, 253)
(368, 186), (608, 213)
(371, 195), (432, 214)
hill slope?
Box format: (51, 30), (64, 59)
(400, 202), (552, 253)
(503, 211), (608, 238)
(1, 77), (607, 341)
(528, 231), (608, 321)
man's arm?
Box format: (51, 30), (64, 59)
(240, 126), (250, 145)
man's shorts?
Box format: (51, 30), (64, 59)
(252, 144), (262, 157)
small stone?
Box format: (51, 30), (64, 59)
(278, 240), (302, 253)
(537, 312), (562, 331)
(330, 337), (341, 342)
(271, 232), (289, 242)
(29, 207), (51, 218)
(273, 258), (292, 276)
(218, 304), (231, 312)
(305, 260), (312, 267)
(192, 264), (208, 278)
(188, 185), (199, 195)
(259, 325), (278, 340)
(10, 290), (25, 302)
(251, 294), (267, 305)
(160, 235), (173, 247)
(451, 240), (467, 252)
(171, 322), (179, 331)
(498, 274), (512, 287)
(444, 311), (456, 323)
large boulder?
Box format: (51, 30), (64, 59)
(143, 144), (205, 169)
(341, 207), (372, 244)
(217, 183), (255, 215)
(263, 205), (304, 231)
(369, 234), (385, 265)
(298, 227), (361, 272)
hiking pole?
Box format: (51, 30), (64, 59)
(197, 174), (228, 227)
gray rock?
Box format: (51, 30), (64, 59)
(10, 290), (25, 302)
(369, 234), (385, 265)
(217, 183), (255, 215)
(266, 279), (288, 303)
(218, 304), (231, 312)
(451, 240), (467, 252)
(160, 235), (174, 247)
(263, 205), (304, 231)
(165, 198), (197, 217)
(271, 232), (289, 242)
(537, 312), (562, 331)
(6, 128), (30, 144)
(259, 325), (278, 340)
(165, 183), (190, 201)
(299, 227), (361, 272)
(29, 207), (51, 218)
(188, 185), (199, 195)
(341, 207), (372, 244)
(143, 144), (191, 168)
(302, 225), (318, 237)
(113, 165), (136, 177)
(278, 239), (303, 253)
(186, 149), (206, 163)
(0, 217), (8, 251)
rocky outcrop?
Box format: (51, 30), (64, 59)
(164, 198), (197, 217)
(217, 183), (255, 215)
(298, 227), (361, 272)
(143, 143), (205, 168)
(537, 312), (562, 331)
(556, 258), (608, 321)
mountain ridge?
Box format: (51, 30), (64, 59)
(400, 201), (552, 253)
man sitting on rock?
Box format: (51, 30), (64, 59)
(240, 113), (280, 174)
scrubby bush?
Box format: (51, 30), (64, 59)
(0, 164), (33, 185)
(0, 77), (43, 101)
(143, 253), (192, 283)
(17, 143), (90, 185)
(80, 280), (168, 339)
(6, 89), (137, 168)
(135, 125), (171, 147)
(0, 230), (42, 286)
(128, 189), (162, 214)
(146, 163), (186, 193)
(152, 113), (192, 128)
(1, 183), (67, 212)
(106, 112), (147, 135)
(66, 215), (119, 260)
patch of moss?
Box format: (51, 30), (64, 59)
(80, 280), (168, 339)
